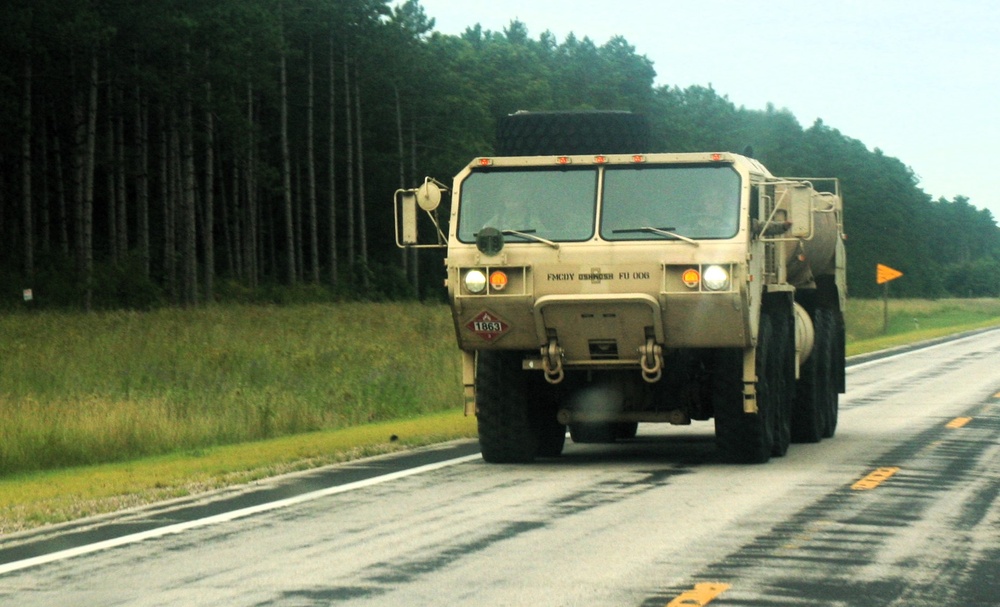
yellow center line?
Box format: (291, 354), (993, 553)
(666, 582), (731, 607)
(852, 466), (901, 490)
(946, 417), (972, 429)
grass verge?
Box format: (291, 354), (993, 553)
(0, 409), (476, 535)
(844, 298), (1000, 355)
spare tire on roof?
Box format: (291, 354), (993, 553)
(495, 110), (650, 156)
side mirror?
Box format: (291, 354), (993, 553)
(393, 178), (448, 249)
(398, 190), (419, 245)
(417, 181), (442, 212)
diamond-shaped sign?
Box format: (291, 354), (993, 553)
(466, 310), (510, 342)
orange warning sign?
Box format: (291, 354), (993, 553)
(876, 264), (903, 285)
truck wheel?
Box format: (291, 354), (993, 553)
(769, 307), (794, 457)
(495, 111), (651, 156)
(713, 315), (775, 464)
(791, 308), (827, 444)
(794, 308), (841, 441)
(476, 350), (538, 463)
(820, 309), (840, 439)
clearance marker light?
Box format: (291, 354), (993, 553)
(594, 155), (608, 164)
(710, 153), (723, 161)
(478, 158), (493, 167)
(489, 270), (508, 291)
(557, 156), (572, 165)
(681, 268), (701, 288)
(632, 154), (646, 163)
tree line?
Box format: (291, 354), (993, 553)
(1, 0), (997, 309)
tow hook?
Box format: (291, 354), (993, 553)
(541, 338), (565, 384)
(639, 338), (663, 383)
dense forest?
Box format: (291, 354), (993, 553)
(1, 0), (998, 309)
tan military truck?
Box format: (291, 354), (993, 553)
(395, 111), (845, 464)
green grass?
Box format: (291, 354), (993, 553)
(0, 409), (476, 534)
(0, 303), (463, 476)
(844, 297), (1000, 355)
(1, 298), (999, 534)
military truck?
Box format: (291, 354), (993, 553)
(395, 111), (846, 464)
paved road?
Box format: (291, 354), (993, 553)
(2, 329), (999, 606)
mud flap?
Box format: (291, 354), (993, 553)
(463, 350), (476, 416)
(743, 347), (758, 414)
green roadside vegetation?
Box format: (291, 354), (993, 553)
(843, 298), (1000, 355)
(2, 299), (1000, 534)
(0, 410), (476, 535)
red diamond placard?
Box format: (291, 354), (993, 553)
(466, 310), (510, 342)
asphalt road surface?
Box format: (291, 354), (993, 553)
(2, 328), (999, 606)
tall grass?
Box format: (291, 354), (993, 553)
(0, 303), (462, 476)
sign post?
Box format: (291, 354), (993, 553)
(876, 264), (904, 333)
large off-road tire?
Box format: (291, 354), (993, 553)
(791, 307), (840, 443)
(476, 350), (538, 463)
(476, 350), (566, 462)
(713, 315), (775, 464)
(819, 309), (841, 439)
(791, 307), (827, 444)
(495, 110), (651, 156)
(768, 305), (795, 457)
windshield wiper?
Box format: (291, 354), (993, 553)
(501, 229), (560, 249)
(613, 226), (700, 246)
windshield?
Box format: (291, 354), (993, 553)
(456, 168), (597, 243)
(600, 165), (741, 240)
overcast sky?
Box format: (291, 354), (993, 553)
(397, 0), (1000, 222)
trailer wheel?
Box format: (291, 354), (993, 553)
(714, 315), (775, 464)
(495, 110), (651, 156)
(476, 350), (538, 463)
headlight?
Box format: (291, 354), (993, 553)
(702, 265), (730, 291)
(464, 269), (487, 294)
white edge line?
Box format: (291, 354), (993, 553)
(0, 453), (481, 576)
